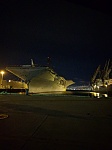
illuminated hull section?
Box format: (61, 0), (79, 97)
(6, 66), (74, 93)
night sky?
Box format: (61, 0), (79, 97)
(0, 0), (112, 84)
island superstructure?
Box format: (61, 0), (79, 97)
(6, 59), (74, 93)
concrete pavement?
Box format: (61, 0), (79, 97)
(0, 94), (112, 150)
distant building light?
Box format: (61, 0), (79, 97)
(9, 80), (11, 82)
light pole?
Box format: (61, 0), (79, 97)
(1, 71), (5, 88)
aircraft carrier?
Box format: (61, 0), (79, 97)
(6, 59), (74, 93)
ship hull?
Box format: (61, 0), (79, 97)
(6, 67), (74, 93)
(28, 69), (74, 93)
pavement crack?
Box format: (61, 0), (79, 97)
(31, 115), (48, 137)
(20, 115), (48, 150)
